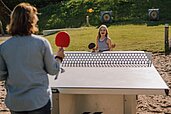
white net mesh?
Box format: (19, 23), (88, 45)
(62, 52), (152, 67)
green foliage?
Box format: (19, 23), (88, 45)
(2, 0), (63, 9)
(1, 0), (171, 32)
(38, 4), (65, 31)
(37, 0), (171, 31)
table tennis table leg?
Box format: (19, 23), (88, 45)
(58, 94), (124, 114)
(124, 95), (137, 114)
(51, 89), (59, 114)
(51, 93), (137, 114)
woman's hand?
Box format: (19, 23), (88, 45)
(111, 44), (116, 48)
(55, 48), (65, 62)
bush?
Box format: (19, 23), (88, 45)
(1, 0), (171, 33)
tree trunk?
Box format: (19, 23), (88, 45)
(0, 0), (11, 33)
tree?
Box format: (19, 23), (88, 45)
(0, 0), (11, 33)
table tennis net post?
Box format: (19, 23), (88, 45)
(61, 52), (152, 67)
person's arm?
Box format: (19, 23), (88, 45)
(0, 45), (8, 81)
(43, 39), (62, 75)
(107, 37), (116, 51)
(94, 36), (99, 50)
(55, 47), (65, 63)
(107, 38), (112, 50)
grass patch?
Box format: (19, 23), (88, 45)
(45, 24), (169, 53)
(0, 24), (169, 53)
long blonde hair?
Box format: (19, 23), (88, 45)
(7, 3), (38, 36)
(97, 24), (109, 39)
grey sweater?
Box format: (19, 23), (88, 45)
(0, 34), (60, 111)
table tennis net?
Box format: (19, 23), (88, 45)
(61, 52), (152, 67)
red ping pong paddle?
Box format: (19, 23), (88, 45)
(55, 31), (70, 48)
(54, 32), (70, 80)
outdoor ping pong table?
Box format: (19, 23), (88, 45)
(49, 51), (169, 114)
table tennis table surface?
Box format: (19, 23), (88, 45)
(49, 51), (169, 95)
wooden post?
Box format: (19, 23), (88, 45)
(165, 24), (169, 55)
(86, 16), (90, 26)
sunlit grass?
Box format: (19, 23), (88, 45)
(0, 24), (169, 53)
(45, 27), (97, 51)
(108, 25), (165, 52)
(45, 24), (169, 53)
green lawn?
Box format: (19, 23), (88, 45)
(0, 24), (170, 53)
(45, 24), (170, 53)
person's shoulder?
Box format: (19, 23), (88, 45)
(31, 34), (51, 47)
(31, 34), (50, 43)
(107, 37), (111, 40)
(0, 36), (13, 46)
(106, 37), (112, 44)
(106, 37), (112, 41)
(31, 34), (46, 41)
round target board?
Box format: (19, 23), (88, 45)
(102, 13), (111, 22)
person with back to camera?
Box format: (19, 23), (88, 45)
(0, 2), (64, 114)
(94, 24), (115, 52)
